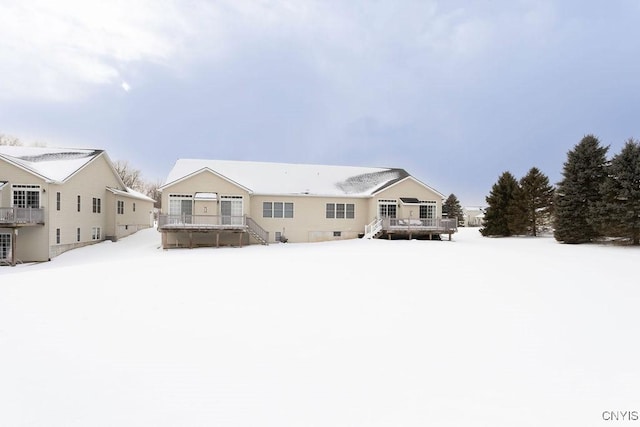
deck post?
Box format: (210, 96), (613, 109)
(216, 232), (220, 248)
(189, 232), (193, 249)
(238, 232), (243, 248)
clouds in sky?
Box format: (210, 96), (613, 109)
(2, 1), (640, 205)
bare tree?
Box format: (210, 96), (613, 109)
(113, 160), (144, 191)
(144, 179), (163, 209)
(0, 133), (22, 146)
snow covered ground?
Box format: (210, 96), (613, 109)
(1, 227), (639, 426)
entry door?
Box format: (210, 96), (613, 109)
(378, 202), (397, 218)
(0, 233), (11, 262)
(169, 196), (193, 223)
(220, 196), (243, 225)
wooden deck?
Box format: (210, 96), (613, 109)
(157, 214), (269, 248)
(381, 217), (458, 240)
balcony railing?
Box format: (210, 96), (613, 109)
(0, 207), (45, 225)
(157, 214), (247, 230)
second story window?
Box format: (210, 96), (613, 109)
(77, 195), (81, 212)
(117, 200), (124, 214)
(12, 185), (40, 209)
(56, 192), (61, 211)
(92, 197), (101, 213)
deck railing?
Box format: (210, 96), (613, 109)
(0, 207), (45, 225)
(246, 217), (269, 244)
(363, 217), (384, 239)
(157, 214), (246, 229)
(385, 217), (458, 232)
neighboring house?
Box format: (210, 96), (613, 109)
(462, 206), (486, 227)
(0, 146), (155, 265)
(157, 159), (457, 249)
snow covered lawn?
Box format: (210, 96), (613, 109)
(1, 228), (639, 426)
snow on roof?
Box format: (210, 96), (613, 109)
(0, 146), (102, 182)
(106, 187), (156, 202)
(162, 159), (410, 197)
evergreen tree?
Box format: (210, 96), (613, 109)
(594, 138), (640, 244)
(506, 183), (528, 235)
(517, 167), (555, 236)
(480, 171), (519, 236)
(443, 193), (463, 226)
(554, 135), (609, 243)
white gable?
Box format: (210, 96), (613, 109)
(163, 159), (410, 197)
(0, 146), (102, 183)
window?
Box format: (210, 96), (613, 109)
(77, 228), (81, 242)
(169, 195), (193, 216)
(263, 202), (273, 218)
(378, 200), (397, 218)
(56, 228), (61, 244)
(1, 233), (11, 260)
(346, 204), (355, 219)
(133, 202), (136, 212)
(263, 202), (294, 218)
(220, 195), (243, 225)
(77, 195), (81, 212)
(117, 200), (124, 215)
(274, 202), (283, 218)
(419, 201), (436, 219)
(333, 231), (342, 237)
(91, 227), (101, 240)
(12, 185), (40, 208)
(326, 203), (335, 219)
(275, 231), (282, 242)
(326, 203), (355, 219)
(56, 192), (61, 211)
(92, 197), (101, 213)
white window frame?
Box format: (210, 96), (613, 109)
(220, 195), (243, 225)
(378, 199), (397, 218)
(0, 233), (11, 261)
(419, 201), (437, 219)
(91, 227), (101, 240)
(92, 197), (101, 213)
(12, 184), (41, 209)
(327, 203), (355, 219)
(263, 201), (294, 218)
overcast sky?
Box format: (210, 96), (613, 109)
(2, 0), (640, 206)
